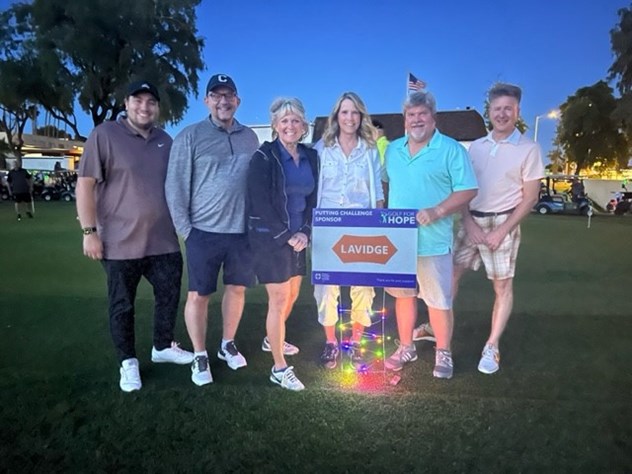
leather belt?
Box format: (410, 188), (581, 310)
(470, 208), (515, 217)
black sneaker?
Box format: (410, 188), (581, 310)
(320, 342), (339, 369)
(26, 211), (33, 218)
(350, 342), (366, 369)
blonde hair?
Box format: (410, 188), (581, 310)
(322, 92), (376, 148)
(269, 97), (310, 141)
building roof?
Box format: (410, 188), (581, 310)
(311, 109), (487, 144)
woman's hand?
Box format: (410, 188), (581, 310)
(288, 232), (309, 252)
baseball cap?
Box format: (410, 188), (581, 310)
(206, 74), (237, 94)
(127, 81), (160, 102)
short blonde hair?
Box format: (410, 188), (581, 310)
(269, 97), (310, 141)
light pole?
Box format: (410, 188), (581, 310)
(534, 109), (560, 143)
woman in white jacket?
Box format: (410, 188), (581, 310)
(313, 91), (384, 370)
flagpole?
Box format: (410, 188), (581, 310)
(406, 72), (410, 98)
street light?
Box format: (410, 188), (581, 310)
(534, 109), (560, 143)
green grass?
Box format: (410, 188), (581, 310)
(1, 202), (631, 473)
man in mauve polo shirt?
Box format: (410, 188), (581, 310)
(451, 82), (544, 375)
(76, 80), (193, 393)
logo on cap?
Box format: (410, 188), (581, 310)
(216, 75), (229, 83)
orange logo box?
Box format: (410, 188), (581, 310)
(333, 235), (398, 264)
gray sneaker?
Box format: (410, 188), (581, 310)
(433, 349), (453, 379)
(384, 343), (418, 371)
(320, 342), (339, 369)
(478, 344), (500, 374)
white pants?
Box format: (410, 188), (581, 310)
(314, 285), (375, 327)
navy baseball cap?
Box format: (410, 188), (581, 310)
(206, 74), (237, 94)
(127, 81), (160, 102)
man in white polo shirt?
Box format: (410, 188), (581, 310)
(451, 82), (544, 374)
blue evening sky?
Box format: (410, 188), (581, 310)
(1, 0), (629, 157)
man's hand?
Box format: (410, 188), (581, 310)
(484, 227), (509, 251)
(416, 206), (444, 226)
(83, 233), (103, 260)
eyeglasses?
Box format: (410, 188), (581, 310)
(208, 92), (237, 102)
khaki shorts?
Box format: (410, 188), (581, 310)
(453, 214), (521, 280)
(385, 254), (453, 310)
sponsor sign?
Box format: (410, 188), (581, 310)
(311, 209), (418, 288)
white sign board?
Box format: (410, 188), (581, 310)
(311, 209), (418, 288)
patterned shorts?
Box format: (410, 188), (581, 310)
(453, 214), (521, 280)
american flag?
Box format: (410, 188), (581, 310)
(408, 73), (426, 94)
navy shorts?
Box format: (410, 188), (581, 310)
(184, 229), (255, 296)
(252, 243), (307, 284)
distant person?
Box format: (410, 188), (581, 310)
(7, 159), (34, 221)
(450, 82), (544, 374)
(373, 119), (390, 206)
(76, 80), (193, 393)
(247, 98), (318, 391)
(383, 91), (478, 379)
(570, 178), (585, 202)
(166, 74), (259, 386)
(314, 92), (384, 370)
(372, 119), (389, 166)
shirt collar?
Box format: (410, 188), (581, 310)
(483, 128), (521, 157)
(483, 128), (521, 145)
(208, 116), (243, 133)
(276, 139), (304, 162)
(403, 129), (443, 155)
(333, 137), (366, 155)
(117, 115), (157, 138)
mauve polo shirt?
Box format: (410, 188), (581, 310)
(79, 117), (180, 260)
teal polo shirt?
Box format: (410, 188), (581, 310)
(384, 130), (478, 256)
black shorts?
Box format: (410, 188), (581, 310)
(252, 242), (307, 284)
(184, 229), (255, 296)
(13, 193), (32, 203)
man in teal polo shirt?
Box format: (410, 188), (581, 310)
(383, 91), (478, 379)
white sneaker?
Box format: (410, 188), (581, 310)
(269, 366), (305, 391)
(119, 358), (142, 392)
(412, 323), (436, 342)
(191, 355), (213, 386)
(151, 342), (194, 364)
(478, 343), (500, 374)
(261, 336), (300, 356)
(217, 341), (247, 370)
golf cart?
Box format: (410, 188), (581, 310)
(534, 174), (592, 216)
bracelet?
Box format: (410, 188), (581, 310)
(82, 227), (97, 235)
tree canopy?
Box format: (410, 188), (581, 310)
(0, 0), (204, 142)
(609, 5), (632, 94)
(609, 5), (632, 145)
(557, 81), (628, 175)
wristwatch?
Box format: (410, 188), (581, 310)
(82, 227), (97, 235)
